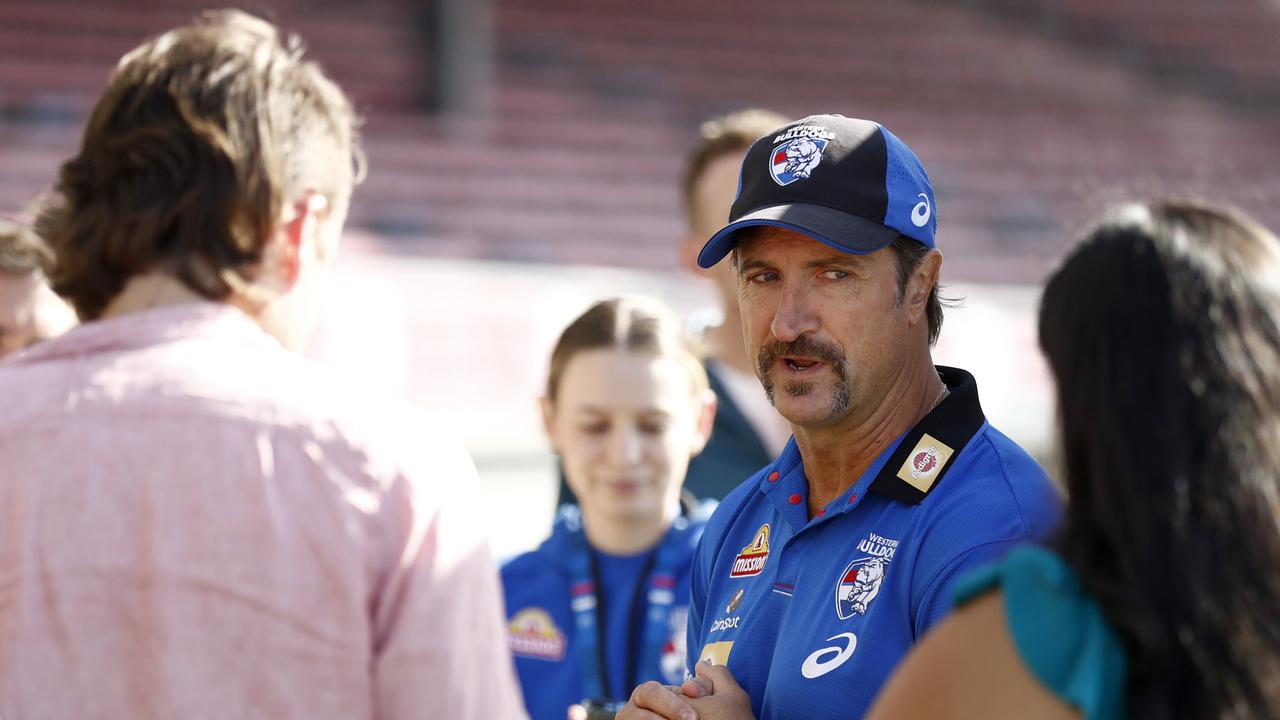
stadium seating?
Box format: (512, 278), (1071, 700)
(2, 0), (1277, 282)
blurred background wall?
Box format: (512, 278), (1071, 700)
(3, 0), (1279, 555)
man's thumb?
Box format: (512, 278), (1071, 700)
(695, 660), (742, 692)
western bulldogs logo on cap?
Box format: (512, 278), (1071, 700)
(769, 124), (837, 186)
(770, 138), (827, 186)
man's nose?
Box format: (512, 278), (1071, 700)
(770, 284), (819, 343)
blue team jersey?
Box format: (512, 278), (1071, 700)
(502, 504), (712, 720)
(686, 366), (1062, 719)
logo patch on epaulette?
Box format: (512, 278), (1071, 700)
(770, 138), (829, 186)
(507, 607), (566, 661)
(730, 524), (771, 578)
(895, 433), (954, 493)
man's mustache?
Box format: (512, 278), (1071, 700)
(756, 337), (847, 377)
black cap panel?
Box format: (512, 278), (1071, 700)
(730, 117), (889, 228)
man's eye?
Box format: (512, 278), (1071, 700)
(822, 270), (850, 280)
(639, 421), (669, 435)
(747, 271), (779, 284)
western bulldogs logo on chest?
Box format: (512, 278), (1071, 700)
(835, 532), (899, 620)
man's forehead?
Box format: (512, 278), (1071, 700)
(735, 226), (874, 264)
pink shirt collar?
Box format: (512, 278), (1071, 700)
(10, 301), (274, 365)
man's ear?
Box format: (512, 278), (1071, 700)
(906, 249), (942, 323)
(539, 395), (559, 452)
(689, 389), (718, 457)
(278, 216), (305, 288)
(276, 192), (330, 288)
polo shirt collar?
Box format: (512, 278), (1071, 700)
(758, 366), (987, 518)
(866, 365), (986, 505)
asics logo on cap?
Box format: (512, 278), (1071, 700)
(911, 193), (931, 228)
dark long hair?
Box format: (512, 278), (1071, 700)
(1040, 199), (1280, 719)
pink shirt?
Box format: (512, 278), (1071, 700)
(0, 303), (525, 719)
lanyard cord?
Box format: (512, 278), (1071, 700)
(565, 499), (699, 702)
(588, 547), (659, 700)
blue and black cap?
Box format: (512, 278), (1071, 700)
(697, 114), (938, 268)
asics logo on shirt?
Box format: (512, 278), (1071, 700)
(800, 633), (858, 679)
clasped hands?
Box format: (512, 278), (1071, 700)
(615, 661), (755, 720)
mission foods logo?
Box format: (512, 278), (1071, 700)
(895, 433), (954, 493)
(730, 524), (772, 578)
(507, 607), (566, 661)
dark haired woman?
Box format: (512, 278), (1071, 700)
(867, 200), (1280, 719)
(501, 297), (718, 720)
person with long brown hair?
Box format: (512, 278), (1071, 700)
(866, 199), (1280, 719)
(0, 11), (522, 719)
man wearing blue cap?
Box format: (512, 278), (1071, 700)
(617, 115), (1061, 720)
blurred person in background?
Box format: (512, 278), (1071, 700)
(0, 11), (523, 720)
(0, 216), (75, 358)
(620, 114), (1060, 720)
(559, 109), (791, 510)
(866, 200), (1280, 719)
(504, 297), (717, 720)
(676, 109), (795, 498)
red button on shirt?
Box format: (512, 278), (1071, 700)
(788, 494), (802, 505)
(768, 471), (780, 482)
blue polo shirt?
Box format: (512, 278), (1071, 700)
(503, 504), (711, 720)
(686, 366), (1062, 719)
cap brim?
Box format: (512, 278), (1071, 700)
(697, 203), (899, 268)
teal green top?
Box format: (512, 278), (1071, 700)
(953, 545), (1127, 720)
